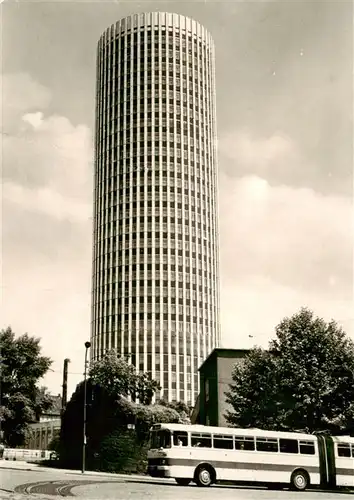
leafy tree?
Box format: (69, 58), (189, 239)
(225, 308), (354, 434)
(0, 327), (53, 446)
(89, 350), (160, 404)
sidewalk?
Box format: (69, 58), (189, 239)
(0, 459), (159, 482)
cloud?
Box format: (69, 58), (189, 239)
(3, 74), (92, 213)
(2, 73), (51, 131)
(219, 130), (296, 170)
(22, 111), (44, 129)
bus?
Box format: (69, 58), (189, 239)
(147, 423), (354, 491)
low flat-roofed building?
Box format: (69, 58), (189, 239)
(198, 348), (250, 427)
(26, 418), (61, 450)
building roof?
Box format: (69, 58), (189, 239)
(198, 348), (251, 372)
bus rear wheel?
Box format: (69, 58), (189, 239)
(290, 469), (309, 491)
(195, 465), (214, 487)
(175, 478), (191, 486)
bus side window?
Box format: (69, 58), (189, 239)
(173, 432), (188, 447)
(337, 444), (351, 457)
(235, 436), (255, 451)
(191, 433), (212, 448)
(256, 438), (279, 453)
(213, 434), (233, 450)
(299, 441), (315, 455)
(279, 438), (299, 454)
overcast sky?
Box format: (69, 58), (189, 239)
(2, 0), (353, 398)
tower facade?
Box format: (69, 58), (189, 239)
(91, 12), (220, 405)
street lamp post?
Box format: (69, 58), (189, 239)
(82, 341), (91, 474)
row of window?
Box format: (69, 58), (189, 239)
(95, 233), (214, 247)
(95, 245), (214, 259)
(93, 290), (214, 303)
(95, 257), (214, 271)
(101, 127), (208, 140)
(96, 192), (214, 207)
(123, 41), (209, 54)
(93, 321), (215, 336)
(94, 243), (213, 257)
(112, 32), (210, 50)
(101, 178), (213, 191)
(94, 300), (217, 314)
(97, 159), (213, 174)
(94, 321), (216, 336)
(172, 432), (316, 455)
(95, 273), (213, 285)
(104, 78), (208, 91)
(95, 199), (213, 215)
(98, 115), (211, 131)
(101, 332), (211, 348)
(93, 289), (216, 303)
(93, 293), (211, 306)
(92, 312), (214, 324)
(99, 78), (209, 96)
(110, 177), (210, 190)
(96, 215), (213, 229)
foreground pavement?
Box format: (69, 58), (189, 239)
(1, 461), (353, 500)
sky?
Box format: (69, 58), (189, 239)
(1, 0), (353, 399)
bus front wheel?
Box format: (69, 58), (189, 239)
(290, 469), (309, 491)
(195, 465), (215, 487)
(175, 478), (191, 486)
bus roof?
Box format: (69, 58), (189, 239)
(150, 423), (317, 441)
(332, 435), (354, 444)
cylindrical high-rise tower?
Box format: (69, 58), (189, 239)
(91, 12), (220, 405)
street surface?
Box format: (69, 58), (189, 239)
(0, 463), (353, 500)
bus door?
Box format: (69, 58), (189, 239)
(318, 435), (336, 489)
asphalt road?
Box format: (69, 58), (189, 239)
(1, 465), (353, 500)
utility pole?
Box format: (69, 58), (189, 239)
(61, 358), (70, 414)
(82, 342), (91, 474)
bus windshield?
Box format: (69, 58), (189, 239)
(150, 429), (171, 449)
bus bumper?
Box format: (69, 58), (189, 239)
(147, 465), (170, 478)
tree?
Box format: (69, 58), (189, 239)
(0, 327), (52, 446)
(225, 308), (354, 434)
(59, 352), (190, 471)
(89, 350), (160, 404)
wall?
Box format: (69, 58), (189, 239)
(217, 355), (247, 427)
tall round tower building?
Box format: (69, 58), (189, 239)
(91, 12), (220, 405)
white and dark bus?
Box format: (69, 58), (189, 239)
(147, 423), (354, 491)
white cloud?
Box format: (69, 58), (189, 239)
(22, 111), (44, 129)
(219, 129), (297, 171)
(3, 181), (90, 222)
(1, 73), (51, 131)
